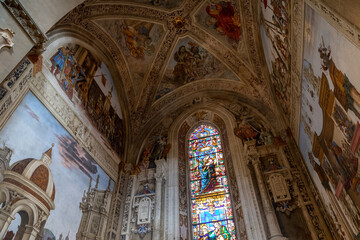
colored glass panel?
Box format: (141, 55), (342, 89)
(189, 125), (237, 240)
(189, 135), (222, 158)
(189, 125), (219, 140)
(193, 220), (236, 239)
(190, 176), (229, 197)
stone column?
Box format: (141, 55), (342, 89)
(14, 225), (26, 240)
(123, 175), (137, 240)
(22, 225), (39, 240)
(0, 210), (14, 239)
(153, 159), (166, 240)
(250, 154), (287, 240)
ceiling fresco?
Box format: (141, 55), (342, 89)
(194, 0), (243, 51)
(123, 0), (184, 9)
(95, 19), (165, 96)
(156, 37), (240, 100)
(54, 0), (284, 162)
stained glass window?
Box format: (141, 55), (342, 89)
(189, 125), (237, 239)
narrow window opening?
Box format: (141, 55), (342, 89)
(188, 124), (237, 239)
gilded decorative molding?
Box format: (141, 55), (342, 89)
(1, 0), (47, 44)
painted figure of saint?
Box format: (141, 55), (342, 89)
(50, 46), (70, 76)
(206, 1), (241, 41)
(173, 45), (192, 82)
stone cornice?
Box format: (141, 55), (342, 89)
(1, 0), (47, 45)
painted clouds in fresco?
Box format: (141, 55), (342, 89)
(0, 92), (113, 239)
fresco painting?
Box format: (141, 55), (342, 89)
(299, 4), (360, 237)
(260, 0), (291, 117)
(156, 37), (239, 100)
(95, 19), (165, 95)
(124, 0), (183, 9)
(195, 0), (242, 50)
(48, 43), (124, 156)
(0, 92), (114, 239)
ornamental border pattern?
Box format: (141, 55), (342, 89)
(289, 0), (305, 142)
(178, 121), (190, 240)
(284, 142), (340, 239)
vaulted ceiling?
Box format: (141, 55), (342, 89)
(50, 0), (285, 162)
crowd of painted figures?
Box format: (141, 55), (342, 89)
(49, 44), (124, 156)
(261, 0), (291, 115)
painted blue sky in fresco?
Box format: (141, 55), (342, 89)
(0, 92), (113, 239)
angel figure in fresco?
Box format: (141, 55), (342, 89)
(122, 25), (145, 58)
(206, 1), (241, 41)
(173, 43), (206, 83)
(208, 222), (231, 240)
(122, 24), (155, 59)
(233, 119), (259, 141)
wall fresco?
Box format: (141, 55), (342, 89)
(156, 37), (239, 100)
(299, 4), (360, 237)
(95, 19), (165, 95)
(0, 92), (114, 239)
(48, 43), (124, 156)
(260, 0), (291, 117)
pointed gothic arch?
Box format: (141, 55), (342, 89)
(165, 105), (268, 239)
(187, 124), (236, 239)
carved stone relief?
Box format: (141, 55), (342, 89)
(0, 28), (14, 50)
